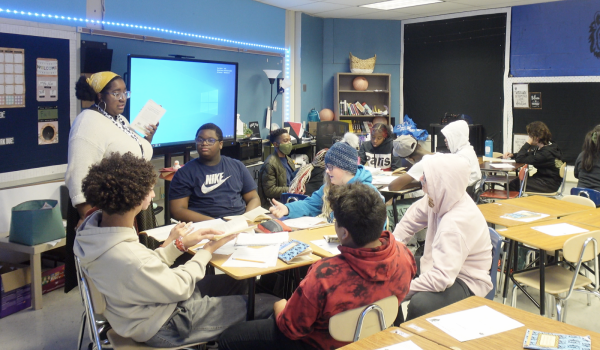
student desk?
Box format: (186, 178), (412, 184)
(479, 161), (525, 199)
(560, 208), (600, 228)
(289, 225), (337, 258)
(338, 327), (449, 350)
(401, 296), (600, 350)
(208, 251), (320, 321)
(500, 219), (599, 315)
(0, 232), (66, 310)
(477, 202), (557, 228)
(502, 196), (594, 217)
(378, 186), (422, 225)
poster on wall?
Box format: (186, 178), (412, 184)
(513, 133), (529, 153)
(0, 47), (25, 108)
(38, 106), (59, 145)
(529, 92), (542, 109)
(36, 58), (58, 102)
(513, 84), (529, 109)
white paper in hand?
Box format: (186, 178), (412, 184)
(130, 99), (166, 135)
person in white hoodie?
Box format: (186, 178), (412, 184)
(74, 152), (279, 347)
(440, 120), (482, 188)
(393, 154), (492, 321)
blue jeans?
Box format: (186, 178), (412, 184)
(145, 275), (280, 348)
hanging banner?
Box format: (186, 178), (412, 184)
(36, 58), (58, 102)
(0, 47), (25, 108)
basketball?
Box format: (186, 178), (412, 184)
(352, 76), (369, 91)
(320, 108), (334, 121)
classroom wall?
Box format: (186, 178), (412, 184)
(322, 18), (402, 125)
(300, 13), (324, 123)
(511, 0), (600, 77)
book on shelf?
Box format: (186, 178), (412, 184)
(362, 102), (373, 115)
(355, 101), (365, 114)
(363, 121), (373, 133)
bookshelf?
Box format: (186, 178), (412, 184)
(334, 73), (391, 134)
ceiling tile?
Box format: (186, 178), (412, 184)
(346, 9), (413, 19)
(256, 0), (319, 9)
(394, 1), (478, 14)
(316, 6), (385, 18)
(290, 2), (350, 13)
(323, 0), (381, 5)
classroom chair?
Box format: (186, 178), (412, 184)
(75, 257), (205, 350)
(561, 195), (596, 208)
(280, 193), (308, 203)
(524, 162), (567, 198)
(479, 165), (528, 202)
(486, 228), (502, 300)
(329, 295), (398, 342)
(571, 187), (600, 207)
(511, 231), (600, 322)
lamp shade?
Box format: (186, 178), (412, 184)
(263, 69), (281, 80)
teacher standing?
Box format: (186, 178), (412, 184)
(64, 71), (158, 292)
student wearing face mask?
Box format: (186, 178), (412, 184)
(258, 129), (297, 208)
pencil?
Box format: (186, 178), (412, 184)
(232, 258), (266, 264)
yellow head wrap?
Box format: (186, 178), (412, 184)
(86, 71), (120, 93)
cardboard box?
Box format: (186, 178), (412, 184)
(42, 264), (65, 294)
(0, 262), (31, 318)
(308, 122), (318, 136)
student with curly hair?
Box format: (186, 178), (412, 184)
(358, 123), (401, 171)
(74, 153), (279, 347)
(505, 121), (564, 193)
(575, 125), (600, 191)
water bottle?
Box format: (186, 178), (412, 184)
(485, 139), (494, 158)
(307, 108), (320, 122)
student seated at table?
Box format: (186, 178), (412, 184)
(575, 125), (600, 191)
(288, 148), (328, 197)
(169, 123), (261, 221)
(504, 121), (564, 193)
(74, 152), (279, 347)
(387, 135), (435, 192)
(269, 138), (379, 221)
(358, 123), (402, 171)
(393, 154), (492, 322)
(441, 120), (482, 188)
(219, 183), (417, 350)
(258, 128), (297, 208)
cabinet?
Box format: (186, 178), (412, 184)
(246, 162), (263, 186)
(334, 73), (391, 132)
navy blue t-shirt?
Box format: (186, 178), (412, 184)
(169, 156), (257, 219)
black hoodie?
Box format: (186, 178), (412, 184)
(358, 137), (402, 171)
(515, 142), (563, 191)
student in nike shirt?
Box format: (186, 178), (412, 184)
(169, 123), (261, 221)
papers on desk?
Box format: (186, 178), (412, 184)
(364, 166), (385, 176)
(142, 219), (225, 242)
(311, 239), (341, 255)
(223, 206), (271, 222)
(483, 156), (515, 163)
(426, 305), (523, 342)
(489, 163), (515, 169)
(282, 217), (327, 229)
(222, 245), (279, 268)
(372, 175), (397, 185)
(374, 340), (423, 350)
(531, 223), (589, 237)
(235, 232), (289, 246)
(500, 211), (550, 223)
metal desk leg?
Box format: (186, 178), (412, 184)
(392, 195), (399, 227)
(540, 250), (546, 316)
(246, 277), (256, 321)
(502, 240), (515, 305)
(31, 252), (42, 310)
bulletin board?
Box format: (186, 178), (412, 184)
(0, 32), (71, 174)
(512, 82), (600, 164)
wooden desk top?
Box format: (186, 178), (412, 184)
(501, 219), (600, 251)
(502, 196), (594, 217)
(560, 208), (600, 228)
(0, 232), (66, 254)
(401, 297), (600, 350)
(479, 161), (525, 172)
(477, 202), (557, 228)
(209, 250), (320, 280)
(289, 226), (337, 258)
(338, 327), (449, 350)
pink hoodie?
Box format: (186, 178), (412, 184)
(393, 154), (492, 299)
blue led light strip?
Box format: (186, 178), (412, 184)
(0, 7), (286, 52)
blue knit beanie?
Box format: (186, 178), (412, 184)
(325, 142), (358, 174)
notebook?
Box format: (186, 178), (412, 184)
(523, 329), (591, 350)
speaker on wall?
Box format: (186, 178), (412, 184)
(80, 40), (113, 73)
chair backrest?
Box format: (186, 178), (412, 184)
(75, 256), (107, 350)
(571, 187), (600, 206)
(329, 295), (398, 342)
(556, 162), (568, 196)
(280, 193), (308, 204)
(486, 228), (502, 300)
(561, 195), (596, 208)
(517, 165), (529, 197)
(492, 152), (503, 158)
(563, 231), (600, 263)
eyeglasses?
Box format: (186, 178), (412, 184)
(107, 91), (131, 100)
(325, 164), (335, 172)
(196, 137), (220, 145)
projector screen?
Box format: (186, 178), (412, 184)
(127, 55), (238, 153)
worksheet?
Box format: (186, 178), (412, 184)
(531, 223), (589, 237)
(235, 232), (289, 246)
(374, 340), (423, 350)
(500, 211), (550, 223)
(282, 217), (327, 229)
(310, 239), (341, 255)
(222, 245), (279, 268)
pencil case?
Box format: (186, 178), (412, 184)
(278, 240), (312, 264)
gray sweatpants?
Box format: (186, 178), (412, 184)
(405, 278), (474, 321)
(146, 274), (280, 348)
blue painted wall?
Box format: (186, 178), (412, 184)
(322, 18), (402, 124)
(300, 13), (324, 123)
(10, 0), (86, 22)
(511, 0), (600, 76)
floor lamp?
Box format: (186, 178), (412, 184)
(264, 69), (281, 135)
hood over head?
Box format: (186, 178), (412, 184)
(348, 165), (372, 184)
(441, 120), (470, 153)
(338, 231), (400, 281)
(422, 154), (470, 215)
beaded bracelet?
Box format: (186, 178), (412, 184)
(174, 236), (186, 252)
